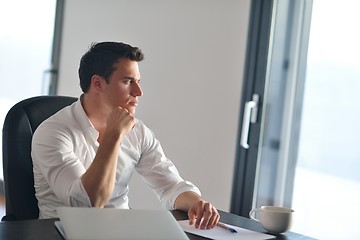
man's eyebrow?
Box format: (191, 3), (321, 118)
(121, 77), (137, 81)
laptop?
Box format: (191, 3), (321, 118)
(55, 207), (189, 240)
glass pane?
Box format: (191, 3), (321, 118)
(253, 0), (307, 209)
(292, 0), (360, 239)
(0, 0), (56, 180)
(251, 0), (360, 238)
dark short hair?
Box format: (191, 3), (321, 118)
(78, 42), (144, 93)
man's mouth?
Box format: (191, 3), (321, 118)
(128, 101), (138, 107)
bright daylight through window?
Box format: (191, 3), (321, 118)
(292, 0), (360, 239)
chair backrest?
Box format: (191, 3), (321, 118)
(2, 96), (77, 220)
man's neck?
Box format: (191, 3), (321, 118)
(81, 93), (109, 135)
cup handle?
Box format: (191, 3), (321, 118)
(249, 208), (260, 222)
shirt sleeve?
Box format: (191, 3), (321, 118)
(32, 121), (92, 207)
(135, 122), (201, 210)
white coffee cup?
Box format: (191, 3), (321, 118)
(249, 206), (294, 234)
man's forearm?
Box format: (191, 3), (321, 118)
(81, 133), (121, 207)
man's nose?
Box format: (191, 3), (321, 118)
(131, 81), (143, 96)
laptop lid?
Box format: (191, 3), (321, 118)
(55, 207), (189, 240)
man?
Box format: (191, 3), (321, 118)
(32, 41), (219, 229)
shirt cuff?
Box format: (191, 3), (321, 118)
(68, 178), (92, 207)
(161, 181), (202, 210)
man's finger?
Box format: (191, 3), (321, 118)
(188, 210), (196, 225)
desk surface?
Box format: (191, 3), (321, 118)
(0, 210), (313, 240)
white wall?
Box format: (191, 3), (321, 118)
(57, 0), (250, 211)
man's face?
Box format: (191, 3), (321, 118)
(101, 59), (142, 115)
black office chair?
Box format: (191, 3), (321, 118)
(2, 96), (77, 221)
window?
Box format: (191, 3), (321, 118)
(231, 0), (360, 238)
(0, 0), (57, 181)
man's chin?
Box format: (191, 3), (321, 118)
(127, 107), (136, 115)
(119, 105), (136, 115)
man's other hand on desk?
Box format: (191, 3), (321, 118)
(174, 191), (220, 230)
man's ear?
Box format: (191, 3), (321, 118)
(91, 75), (103, 93)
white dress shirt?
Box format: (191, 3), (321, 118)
(31, 97), (200, 219)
